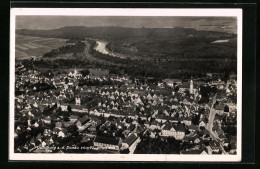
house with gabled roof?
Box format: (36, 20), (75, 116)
(88, 120), (102, 133)
(135, 124), (147, 135)
(60, 103), (69, 111)
(149, 120), (160, 130)
(199, 121), (206, 128)
(183, 116), (192, 126)
(30, 137), (36, 146)
(62, 121), (75, 128)
(209, 140), (220, 153)
(58, 130), (66, 138)
(215, 103), (225, 115)
(161, 123), (186, 140)
(36, 133), (42, 142)
(161, 123), (176, 137)
(76, 115), (90, 130)
(55, 122), (63, 129)
(42, 116), (51, 124)
(144, 120), (150, 128)
(52, 128), (60, 135)
(121, 133), (140, 153)
(69, 115), (79, 122)
(93, 136), (120, 151)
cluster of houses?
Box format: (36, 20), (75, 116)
(14, 63), (237, 154)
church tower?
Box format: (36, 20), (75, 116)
(73, 67), (78, 77)
(190, 79), (194, 94)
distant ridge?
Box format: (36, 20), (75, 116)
(16, 26), (235, 41)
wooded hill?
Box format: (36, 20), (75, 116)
(16, 26), (235, 42)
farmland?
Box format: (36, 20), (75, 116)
(15, 34), (69, 60)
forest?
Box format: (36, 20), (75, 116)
(88, 39), (236, 79)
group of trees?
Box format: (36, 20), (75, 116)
(191, 108), (208, 125)
(18, 81), (56, 94)
(134, 136), (182, 154)
(80, 69), (90, 76)
(198, 85), (218, 104)
(22, 58), (91, 69)
(78, 78), (123, 87)
(43, 41), (86, 58)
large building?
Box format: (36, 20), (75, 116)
(93, 136), (120, 150)
(121, 133), (140, 153)
(161, 123), (186, 140)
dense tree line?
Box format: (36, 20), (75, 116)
(22, 58), (91, 69)
(78, 78), (123, 87)
(107, 37), (237, 60)
(43, 41), (86, 58)
(80, 69), (90, 76)
(88, 40), (236, 79)
(134, 136), (182, 154)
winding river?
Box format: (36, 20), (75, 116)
(94, 41), (110, 55)
(93, 40), (125, 59)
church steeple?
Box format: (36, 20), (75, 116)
(74, 67), (77, 75)
(190, 79), (194, 94)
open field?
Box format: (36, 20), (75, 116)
(15, 34), (68, 60)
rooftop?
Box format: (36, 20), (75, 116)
(94, 136), (119, 145)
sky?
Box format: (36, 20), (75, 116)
(16, 16), (237, 33)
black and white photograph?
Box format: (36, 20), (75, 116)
(9, 8), (242, 161)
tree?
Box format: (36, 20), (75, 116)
(174, 86), (179, 92)
(64, 115), (70, 122)
(184, 89), (190, 96)
(120, 148), (130, 154)
(138, 117), (144, 124)
(67, 105), (72, 113)
(185, 129), (191, 135)
(204, 117), (209, 124)
(68, 125), (79, 136)
(224, 105), (229, 112)
(65, 78), (69, 84)
(199, 108), (205, 115)
(200, 126), (205, 130)
(192, 115), (200, 125)
(80, 69), (90, 76)
(108, 115), (115, 121)
(100, 115), (106, 124)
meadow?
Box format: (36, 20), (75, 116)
(15, 34), (68, 60)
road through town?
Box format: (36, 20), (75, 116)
(206, 94), (227, 154)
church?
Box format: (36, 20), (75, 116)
(68, 68), (82, 78)
(179, 79), (198, 94)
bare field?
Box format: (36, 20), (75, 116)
(15, 34), (68, 59)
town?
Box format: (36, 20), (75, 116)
(14, 60), (237, 155)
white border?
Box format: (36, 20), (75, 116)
(9, 8), (242, 161)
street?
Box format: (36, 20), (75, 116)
(206, 94), (227, 155)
